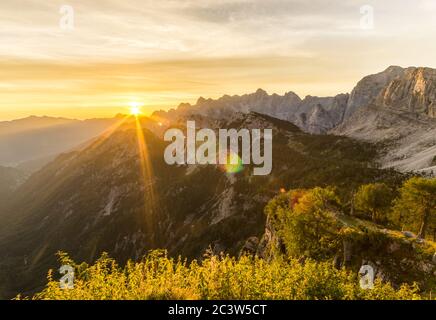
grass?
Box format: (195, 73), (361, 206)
(23, 250), (425, 300)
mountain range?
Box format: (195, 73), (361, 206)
(0, 65), (435, 298)
(153, 66), (436, 174)
(0, 116), (119, 169)
(0, 116), (120, 207)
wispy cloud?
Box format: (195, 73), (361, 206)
(0, 0), (435, 119)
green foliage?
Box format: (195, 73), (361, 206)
(354, 183), (393, 223)
(391, 177), (436, 239)
(265, 187), (344, 259)
(27, 250), (422, 300)
(264, 185), (436, 295)
(20, 181), (436, 301)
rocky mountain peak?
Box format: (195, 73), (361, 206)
(254, 88), (268, 97)
(284, 91), (301, 100)
(377, 67), (436, 118)
(343, 66), (406, 120)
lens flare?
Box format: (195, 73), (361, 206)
(220, 151), (244, 173)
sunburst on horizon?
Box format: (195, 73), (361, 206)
(129, 101), (143, 116)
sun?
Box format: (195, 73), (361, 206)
(129, 102), (142, 116)
(130, 106), (141, 116)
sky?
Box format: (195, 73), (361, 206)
(0, 0), (435, 120)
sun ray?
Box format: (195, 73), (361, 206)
(20, 114), (132, 216)
(85, 115), (130, 151)
(134, 116), (158, 245)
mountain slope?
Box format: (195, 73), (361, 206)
(0, 113), (403, 298)
(0, 166), (26, 209)
(1, 66), (435, 298)
(334, 67), (436, 174)
(342, 66), (406, 120)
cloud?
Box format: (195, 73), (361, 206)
(0, 0), (435, 119)
(0, 0), (434, 61)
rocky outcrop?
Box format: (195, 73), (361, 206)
(288, 94), (349, 134)
(340, 66), (436, 122)
(333, 66), (436, 174)
(376, 67), (436, 118)
(343, 66), (406, 120)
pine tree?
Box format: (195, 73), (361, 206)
(392, 177), (436, 239)
(355, 183), (393, 223)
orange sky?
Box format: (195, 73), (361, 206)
(1, 0), (436, 120)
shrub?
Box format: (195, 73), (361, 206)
(26, 250), (423, 300)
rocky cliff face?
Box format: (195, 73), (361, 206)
(334, 67), (436, 174)
(343, 66), (406, 120)
(288, 94), (349, 134)
(376, 67), (436, 118)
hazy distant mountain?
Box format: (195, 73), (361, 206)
(0, 116), (119, 170)
(0, 112), (400, 298)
